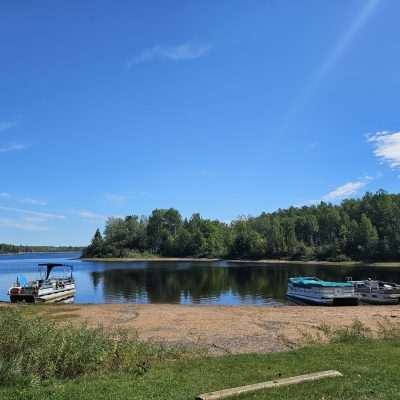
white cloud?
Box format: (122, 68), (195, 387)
(0, 192), (47, 206)
(105, 193), (129, 207)
(0, 121), (17, 132)
(21, 197), (47, 206)
(0, 217), (48, 231)
(294, 199), (320, 208)
(0, 206), (65, 220)
(78, 210), (108, 221)
(127, 43), (212, 67)
(368, 131), (400, 169)
(22, 216), (47, 223)
(298, 176), (374, 206)
(0, 144), (27, 153)
(322, 180), (368, 202)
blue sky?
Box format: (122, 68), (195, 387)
(1, 0), (399, 246)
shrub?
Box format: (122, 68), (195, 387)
(376, 317), (400, 340)
(300, 320), (374, 345)
(327, 320), (372, 343)
(329, 254), (352, 262)
(0, 308), (192, 385)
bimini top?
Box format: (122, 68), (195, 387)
(289, 276), (352, 288)
(38, 263), (73, 280)
(38, 263), (67, 267)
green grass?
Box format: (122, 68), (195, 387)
(1, 340), (400, 399)
(21, 304), (81, 321)
(2, 309), (400, 399)
(0, 308), (196, 386)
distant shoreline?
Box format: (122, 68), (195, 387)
(0, 251), (81, 256)
(81, 257), (221, 263)
(81, 257), (400, 267)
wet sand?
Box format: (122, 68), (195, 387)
(10, 304), (400, 355)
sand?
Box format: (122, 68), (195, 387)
(11, 303), (400, 355)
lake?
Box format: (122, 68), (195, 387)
(1, 252), (400, 305)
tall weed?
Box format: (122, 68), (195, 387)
(302, 318), (400, 345)
(0, 308), (192, 385)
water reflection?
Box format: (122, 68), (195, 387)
(88, 261), (400, 305)
(2, 253), (400, 305)
(91, 265), (287, 304)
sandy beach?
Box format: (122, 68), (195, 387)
(10, 303), (400, 355)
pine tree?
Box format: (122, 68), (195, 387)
(83, 228), (104, 257)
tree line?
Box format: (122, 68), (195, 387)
(0, 244), (83, 254)
(83, 190), (400, 262)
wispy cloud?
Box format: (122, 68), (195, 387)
(78, 210), (108, 221)
(368, 131), (400, 169)
(0, 206), (65, 220)
(294, 199), (320, 208)
(127, 43), (212, 67)
(0, 121), (17, 132)
(105, 193), (129, 207)
(0, 144), (28, 153)
(322, 180), (369, 202)
(0, 217), (48, 231)
(22, 216), (47, 223)
(0, 192), (47, 206)
(298, 176), (374, 206)
(21, 197), (47, 206)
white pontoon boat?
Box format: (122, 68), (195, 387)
(348, 278), (400, 305)
(287, 276), (358, 306)
(8, 263), (75, 303)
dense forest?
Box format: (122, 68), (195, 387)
(0, 244), (83, 254)
(83, 191), (400, 262)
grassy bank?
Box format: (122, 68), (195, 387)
(2, 339), (400, 399)
(82, 256), (400, 268)
(0, 308), (197, 386)
(1, 308), (400, 399)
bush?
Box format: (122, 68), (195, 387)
(300, 320), (374, 345)
(0, 308), (192, 385)
(290, 243), (315, 261)
(327, 320), (372, 343)
(329, 254), (352, 262)
(376, 317), (400, 340)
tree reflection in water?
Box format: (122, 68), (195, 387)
(89, 261), (400, 305)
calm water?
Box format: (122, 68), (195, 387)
(1, 252), (400, 305)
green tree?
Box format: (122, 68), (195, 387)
(82, 190), (400, 262)
(83, 228), (104, 257)
(147, 209), (182, 254)
(358, 214), (379, 259)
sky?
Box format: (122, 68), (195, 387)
(0, 0), (399, 246)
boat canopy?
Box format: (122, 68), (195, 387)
(38, 263), (73, 280)
(289, 276), (353, 287)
